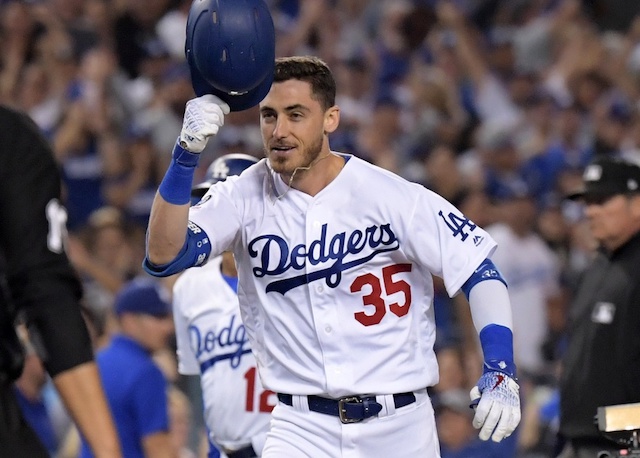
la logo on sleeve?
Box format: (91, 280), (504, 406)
(591, 302), (616, 324)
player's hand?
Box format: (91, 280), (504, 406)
(469, 371), (521, 442)
(180, 94), (230, 153)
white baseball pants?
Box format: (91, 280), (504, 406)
(262, 389), (441, 457)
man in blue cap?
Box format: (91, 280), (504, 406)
(80, 278), (176, 458)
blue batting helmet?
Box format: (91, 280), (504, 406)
(185, 0), (275, 112)
(191, 153), (259, 203)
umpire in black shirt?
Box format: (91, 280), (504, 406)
(558, 156), (640, 457)
(0, 105), (122, 457)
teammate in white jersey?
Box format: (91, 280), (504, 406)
(144, 56), (521, 457)
(172, 154), (275, 458)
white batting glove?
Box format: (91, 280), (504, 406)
(469, 371), (521, 442)
(179, 94), (230, 153)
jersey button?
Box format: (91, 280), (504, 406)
(324, 326), (332, 333)
(317, 285), (324, 293)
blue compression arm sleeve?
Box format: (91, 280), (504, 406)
(463, 258), (516, 378)
(143, 221), (211, 277)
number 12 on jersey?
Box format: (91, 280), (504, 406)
(244, 367), (275, 413)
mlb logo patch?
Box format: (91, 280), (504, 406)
(591, 302), (616, 324)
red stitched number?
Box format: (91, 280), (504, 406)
(350, 264), (413, 326)
(244, 367), (275, 413)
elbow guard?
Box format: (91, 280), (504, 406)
(143, 221), (211, 277)
(461, 258), (507, 299)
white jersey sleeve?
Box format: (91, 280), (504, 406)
(403, 187), (496, 297)
(188, 164), (261, 259)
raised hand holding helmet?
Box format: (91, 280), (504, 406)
(180, 94), (230, 153)
(185, 0), (275, 112)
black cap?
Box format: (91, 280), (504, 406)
(567, 156), (640, 202)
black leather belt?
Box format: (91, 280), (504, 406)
(224, 444), (256, 458)
(277, 392), (416, 424)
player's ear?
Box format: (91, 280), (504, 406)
(323, 105), (340, 134)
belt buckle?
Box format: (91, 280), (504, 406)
(338, 396), (362, 424)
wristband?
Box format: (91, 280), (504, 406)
(158, 141), (201, 205)
(479, 324), (517, 379)
(173, 140), (201, 167)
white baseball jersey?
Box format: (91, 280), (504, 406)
(172, 255), (275, 452)
(189, 154), (496, 398)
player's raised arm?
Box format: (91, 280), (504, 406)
(145, 95), (229, 269)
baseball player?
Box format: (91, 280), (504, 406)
(173, 154), (275, 458)
(144, 56), (520, 457)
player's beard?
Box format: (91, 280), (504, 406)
(266, 133), (324, 180)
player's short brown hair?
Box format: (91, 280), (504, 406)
(274, 56), (336, 111)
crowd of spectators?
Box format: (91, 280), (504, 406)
(3, 0), (640, 456)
